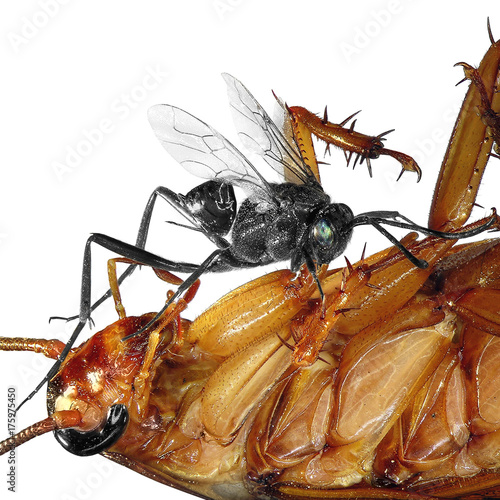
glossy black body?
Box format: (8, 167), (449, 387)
(224, 182), (353, 271)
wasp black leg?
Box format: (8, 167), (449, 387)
(54, 404), (129, 457)
(53, 182), (234, 322)
(122, 248), (227, 341)
(18, 233), (214, 411)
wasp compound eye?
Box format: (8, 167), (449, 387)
(313, 218), (335, 248)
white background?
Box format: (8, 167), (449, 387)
(0, 1), (499, 499)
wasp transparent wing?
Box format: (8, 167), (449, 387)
(148, 104), (275, 201)
(222, 73), (317, 186)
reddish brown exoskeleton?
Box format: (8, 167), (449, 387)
(1, 23), (500, 500)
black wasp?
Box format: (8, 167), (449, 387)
(23, 73), (495, 411)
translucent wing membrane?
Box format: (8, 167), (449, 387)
(222, 73), (318, 186)
(148, 104), (274, 202)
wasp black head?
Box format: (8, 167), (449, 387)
(308, 203), (354, 265)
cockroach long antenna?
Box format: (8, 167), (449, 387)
(339, 110), (361, 127)
(487, 17), (495, 45)
(0, 410), (81, 456)
(16, 321), (86, 412)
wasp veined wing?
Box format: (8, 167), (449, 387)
(148, 104), (275, 203)
(222, 73), (318, 187)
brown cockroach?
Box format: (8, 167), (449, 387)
(2, 21), (500, 500)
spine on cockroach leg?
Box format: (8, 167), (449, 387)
(286, 105), (421, 180)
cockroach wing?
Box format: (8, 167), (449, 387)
(222, 73), (319, 187)
(148, 104), (275, 203)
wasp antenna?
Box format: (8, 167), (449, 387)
(353, 216), (430, 269)
(339, 110), (361, 127)
(322, 105), (328, 124)
(487, 17), (495, 45)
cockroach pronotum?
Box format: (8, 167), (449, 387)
(2, 19), (500, 500)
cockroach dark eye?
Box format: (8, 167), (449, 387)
(313, 218), (335, 248)
(54, 404), (129, 457)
